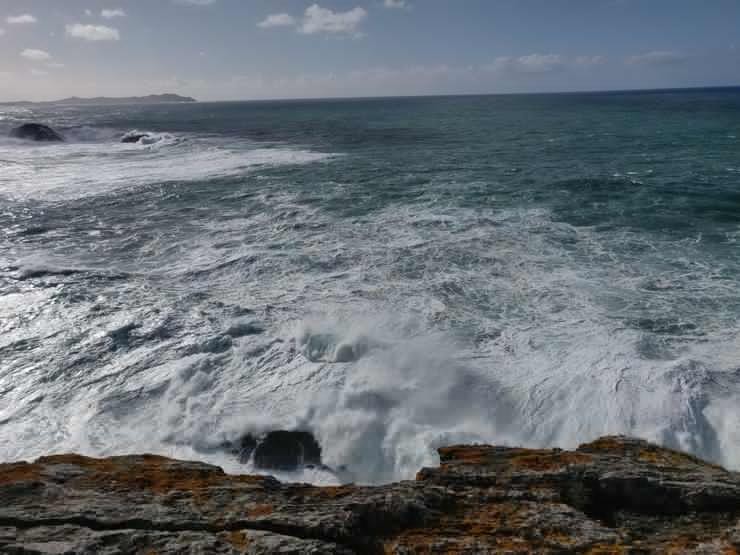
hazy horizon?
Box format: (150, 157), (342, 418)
(5, 85), (740, 106)
(1, 0), (739, 103)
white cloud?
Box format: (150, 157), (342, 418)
(66, 23), (120, 41)
(173, 0), (217, 5)
(485, 53), (606, 74)
(300, 4), (367, 36)
(384, 0), (407, 8)
(101, 9), (126, 19)
(7, 14), (37, 24)
(489, 54), (565, 73)
(627, 51), (685, 66)
(21, 48), (51, 61)
(258, 13), (296, 28)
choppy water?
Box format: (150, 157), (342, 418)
(1, 90), (740, 484)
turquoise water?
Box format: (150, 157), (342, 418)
(1, 89), (739, 483)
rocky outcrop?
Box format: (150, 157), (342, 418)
(2, 436), (740, 553)
(9, 123), (64, 142)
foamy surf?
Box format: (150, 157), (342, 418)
(2, 93), (740, 485)
(0, 130), (335, 201)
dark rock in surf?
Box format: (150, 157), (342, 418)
(9, 123), (64, 142)
(225, 321), (264, 338)
(231, 434), (258, 464)
(121, 131), (151, 143)
(253, 430), (322, 471)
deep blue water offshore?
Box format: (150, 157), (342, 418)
(1, 89), (740, 483)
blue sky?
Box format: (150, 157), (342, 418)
(1, 0), (739, 101)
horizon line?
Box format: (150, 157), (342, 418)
(2, 84), (739, 106)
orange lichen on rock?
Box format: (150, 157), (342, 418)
(507, 450), (592, 471)
(247, 503), (273, 517)
(226, 530), (251, 550)
(586, 545), (628, 554)
(578, 436), (632, 454)
(437, 445), (492, 465)
(0, 462), (42, 485)
(579, 436), (726, 471)
(34, 453), (269, 505)
(635, 444), (726, 470)
(2, 436), (740, 554)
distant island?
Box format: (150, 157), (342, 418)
(1, 94), (196, 106)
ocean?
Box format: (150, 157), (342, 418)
(1, 89), (739, 484)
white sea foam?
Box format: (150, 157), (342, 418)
(2, 144), (740, 486)
(0, 132), (334, 201)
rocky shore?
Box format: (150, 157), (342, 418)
(2, 436), (740, 554)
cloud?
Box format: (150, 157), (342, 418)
(173, 0), (217, 5)
(66, 23), (120, 41)
(485, 54), (606, 74)
(47, 62), (65, 69)
(85, 9), (93, 17)
(101, 9), (126, 19)
(489, 54), (565, 73)
(258, 13), (296, 29)
(0, 28), (5, 37)
(30, 68), (49, 77)
(300, 4), (367, 36)
(21, 48), (51, 61)
(627, 50), (686, 66)
(7, 14), (37, 24)
(384, 0), (407, 8)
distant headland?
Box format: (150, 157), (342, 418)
(1, 94), (197, 106)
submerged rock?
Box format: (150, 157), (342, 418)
(9, 123), (64, 142)
(3, 436), (740, 553)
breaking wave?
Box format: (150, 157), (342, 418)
(0, 125), (335, 201)
(2, 94), (740, 485)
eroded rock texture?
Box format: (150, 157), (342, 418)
(2, 436), (740, 553)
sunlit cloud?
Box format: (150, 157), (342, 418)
(7, 14), (37, 24)
(488, 54), (566, 73)
(627, 51), (686, 66)
(300, 4), (367, 36)
(101, 9), (126, 19)
(173, 0), (217, 5)
(258, 13), (296, 29)
(66, 23), (120, 41)
(21, 48), (51, 61)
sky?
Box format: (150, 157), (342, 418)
(0, 0), (739, 101)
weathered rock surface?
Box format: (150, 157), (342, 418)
(9, 123), (64, 142)
(2, 436), (740, 553)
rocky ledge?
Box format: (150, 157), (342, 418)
(2, 436), (740, 554)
